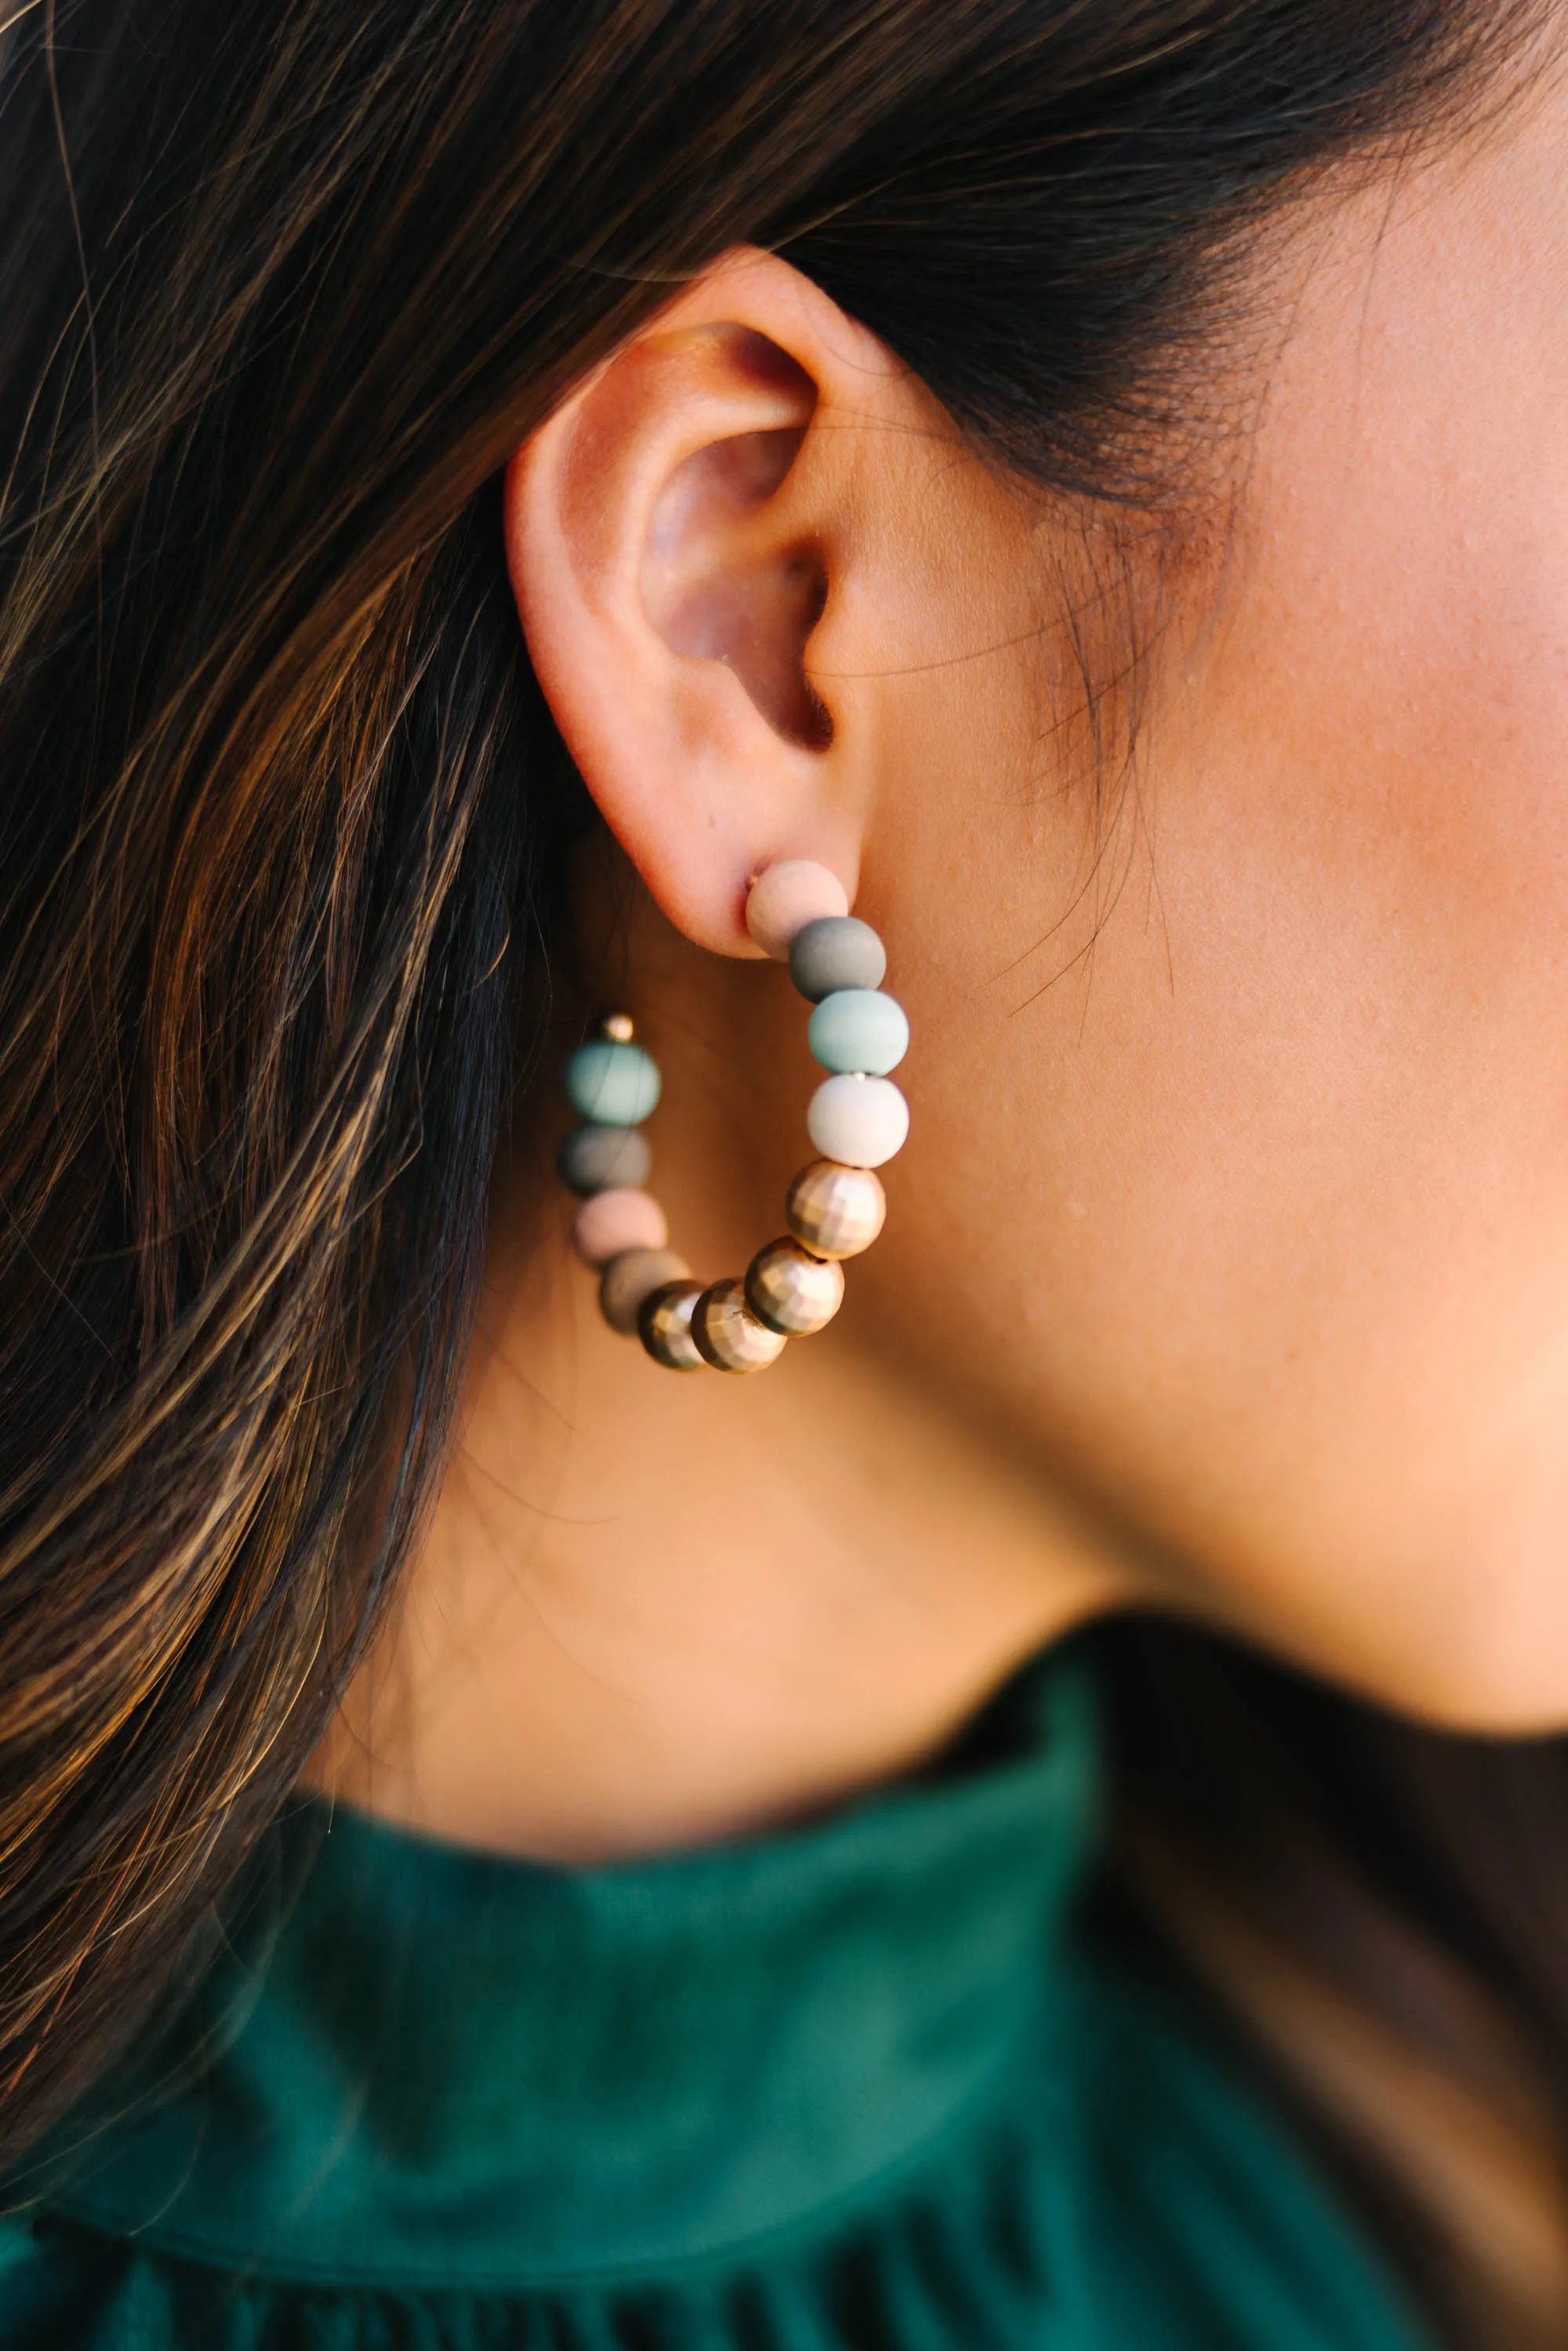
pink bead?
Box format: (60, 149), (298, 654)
(745, 860), (849, 961)
(572, 1188), (669, 1268)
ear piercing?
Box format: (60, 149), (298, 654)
(557, 861), (908, 1373)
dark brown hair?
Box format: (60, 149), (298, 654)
(0, 2), (1559, 2342)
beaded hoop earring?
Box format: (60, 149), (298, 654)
(556, 861), (908, 1374)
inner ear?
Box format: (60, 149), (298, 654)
(641, 374), (833, 752)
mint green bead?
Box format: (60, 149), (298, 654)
(807, 989), (909, 1077)
(565, 1039), (662, 1126)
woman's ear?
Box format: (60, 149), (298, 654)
(504, 249), (909, 956)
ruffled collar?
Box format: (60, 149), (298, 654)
(36, 1656), (1100, 2290)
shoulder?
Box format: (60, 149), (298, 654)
(1067, 1957), (1433, 2351)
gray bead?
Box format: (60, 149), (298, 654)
(557, 1123), (652, 1197)
(789, 916), (887, 1003)
(599, 1247), (691, 1335)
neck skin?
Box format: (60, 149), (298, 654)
(310, 852), (1139, 1863)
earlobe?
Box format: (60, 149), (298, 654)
(503, 252), (889, 956)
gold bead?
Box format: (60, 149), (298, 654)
(600, 1010), (635, 1043)
(691, 1277), (788, 1373)
(786, 1159), (887, 1261)
(637, 1278), (707, 1371)
(745, 1237), (845, 1335)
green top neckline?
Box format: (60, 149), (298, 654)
(6, 1645), (1437, 2351)
(40, 1660), (1100, 2292)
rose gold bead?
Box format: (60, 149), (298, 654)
(786, 1159), (887, 1260)
(691, 1277), (788, 1373)
(571, 1186), (669, 1268)
(637, 1278), (707, 1371)
(599, 1246), (691, 1335)
(600, 1011), (635, 1043)
(745, 1237), (845, 1336)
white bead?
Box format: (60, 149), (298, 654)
(806, 1074), (909, 1168)
(745, 861), (849, 960)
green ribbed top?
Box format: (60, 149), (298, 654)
(0, 1655), (1432, 2349)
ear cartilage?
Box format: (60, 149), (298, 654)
(560, 865), (908, 1373)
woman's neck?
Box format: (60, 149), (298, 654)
(310, 889), (1136, 1862)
